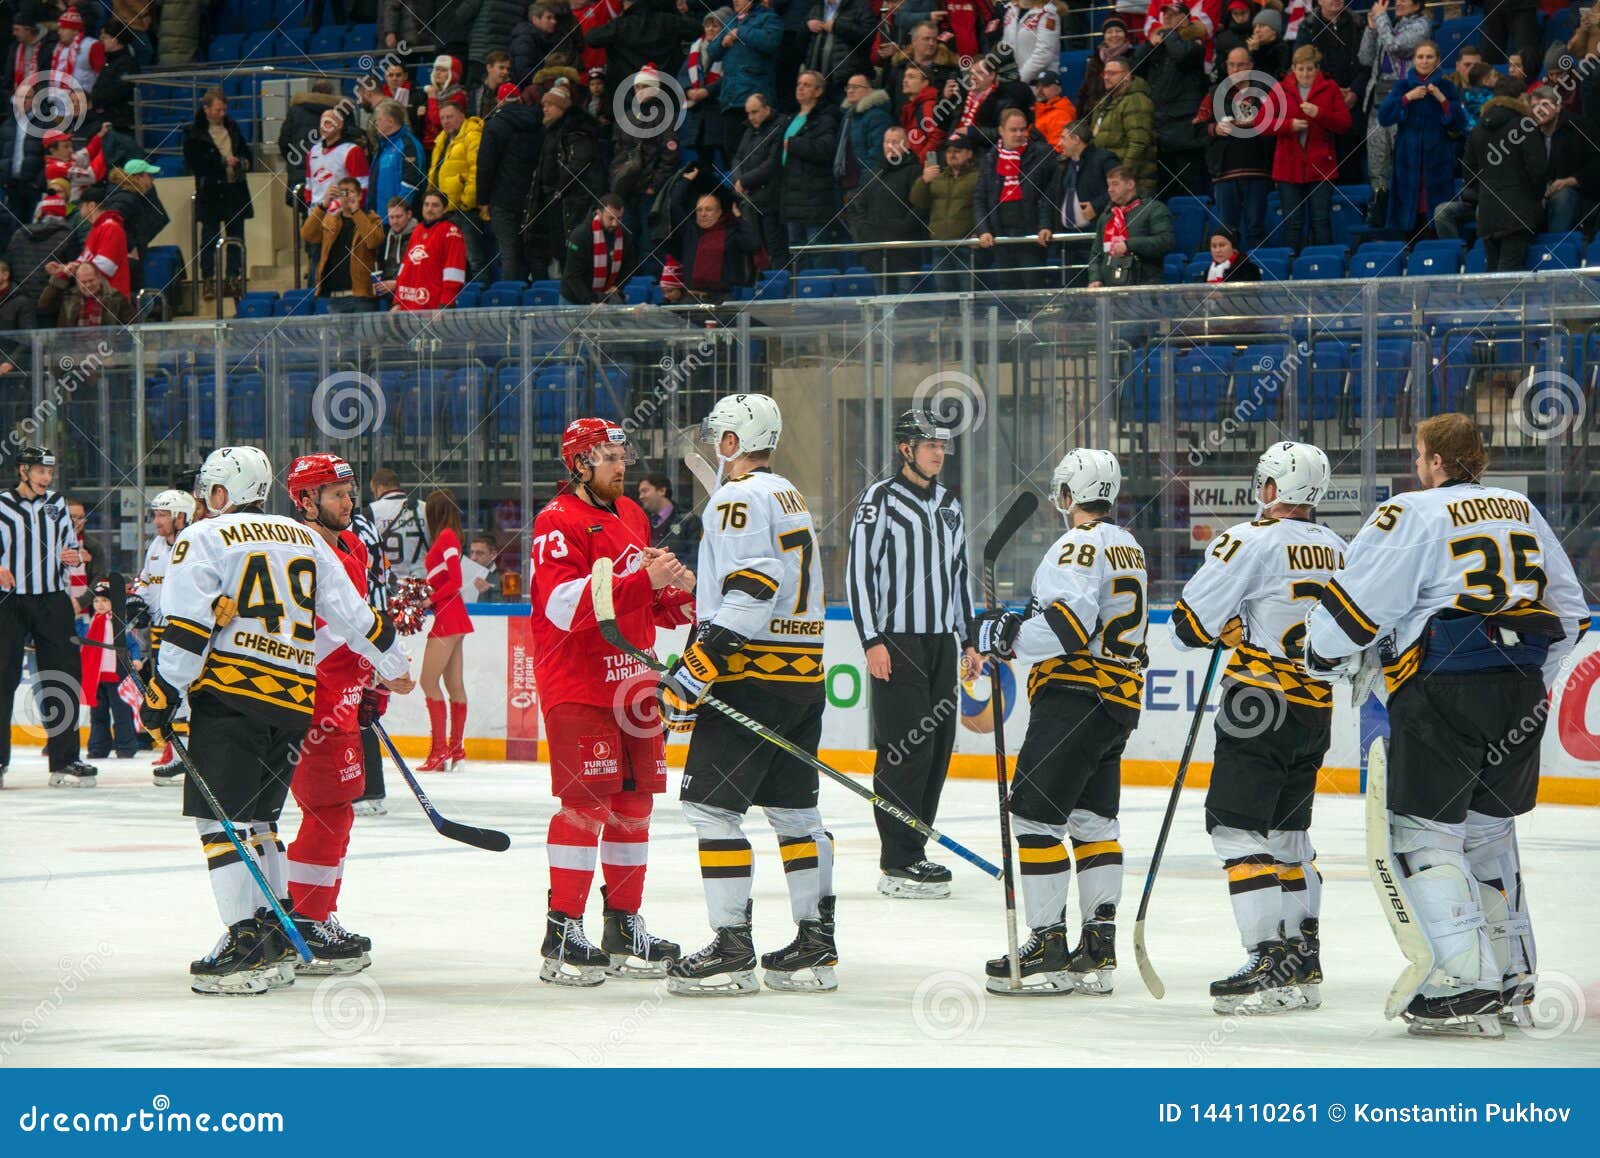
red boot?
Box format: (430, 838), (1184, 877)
(447, 701), (467, 770)
(418, 698), (450, 772)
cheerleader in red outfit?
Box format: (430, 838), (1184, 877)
(419, 489), (474, 770)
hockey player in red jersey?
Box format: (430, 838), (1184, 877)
(284, 454), (400, 974)
(529, 418), (696, 985)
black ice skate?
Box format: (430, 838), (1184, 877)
(1499, 973), (1535, 1028)
(292, 915), (371, 976)
(152, 763), (183, 788)
(1284, 919), (1322, 1011)
(253, 908), (299, 989)
(324, 914), (371, 952)
(48, 761), (98, 788)
(761, 895), (838, 992)
(540, 906), (610, 987)
(1066, 904), (1117, 995)
(1210, 940), (1299, 1015)
(667, 904), (759, 997)
(1403, 988), (1504, 1039)
(877, 859), (953, 900)
(190, 919), (273, 995)
(986, 923), (1075, 995)
(602, 887), (680, 979)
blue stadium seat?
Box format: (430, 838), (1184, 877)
(453, 284), (483, 309)
(623, 277), (656, 304)
(753, 270), (790, 299)
(527, 280), (561, 306)
(235, 292), (277, 319)
(1406, 239), (1464, 276)
(1304, 341), (1348, 419)
(1184, 253), (1211, 282)
(836, 270), (875, 297)
(1526, 239), (1580, 271)
(241, 32), (282, 60)
(1230, 344), (1290, 421)
(1369, 340), (1412, 418)
(1254, 253), (1291, 281)
(1173, 346), (1233, 422)
(535, 363), (585, 435)
(490, 367), (524, 436)
(275, 288), (314, 316)
(1167, 196), (1214, 253)
(228, 374), (266, 440)
(242, 0), (276, 33)
(1163, 252), (1188, 284)
(1328, 198), (1367, 248)
(1585, 238), (1600, 267)
(207, 34), (244, 62)
(795, 274), (834, 299)
(309, 27), (345, 57)
(1118, 348), (1157, 424)
(1434, 17), (1484, 67)
(1350, 243), (1405, 278)
(155, 155), (186, 178)
(1291, 252), (1344, 280)
(346, 24), (379, 51)
(278, 28), (311, 56)
(1464, 240), (1487, 273)
(592, 367), (630, 421)
(1058, 49), (1092, 101)
(483, 281), (523, 308)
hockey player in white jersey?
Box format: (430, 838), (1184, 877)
(659, 394), (834, 996)
(1303, 414), (1588, 1037)
(1170, 441), (1346, 1013)
(131, 489), (194, 785)
(140, 447), (416, 995)
(975, 450), (1147, 995)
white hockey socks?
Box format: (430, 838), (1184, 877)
(765, 806), (832, 923)
(1068, 809), (1123, 921)
(198, 818), (264, 926)
(1013, 815), (1071, 929)
(1269, 828), (1322, 930)
(684, 802), (754, 929)
(1213, 825), (1282, 948)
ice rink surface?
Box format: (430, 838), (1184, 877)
(3, 755), (1597, 1068)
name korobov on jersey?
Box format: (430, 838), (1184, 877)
(1172, 516), (1348, 714)
(1013, 519), (1149, 723)
(1307, 482), (1590, 693)
(158, 513), (409, 726)
(696, 467), (826, 701)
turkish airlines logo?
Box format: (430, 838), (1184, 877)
(592, 739), (613, 760)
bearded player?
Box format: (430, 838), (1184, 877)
(528, 419), (696, 986)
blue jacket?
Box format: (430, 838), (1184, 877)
(371, 125), (426, 214)
(835, 88), (891, 187)
(705, 7), (782, 111)
(1377, 69), (1461, 231)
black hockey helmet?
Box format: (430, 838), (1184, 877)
(174, 466), (202, 496)
(892, 410), (953, 448)
(14, 445), (55, 468)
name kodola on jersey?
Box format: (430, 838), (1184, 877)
(157, 513), (407, 726)
(1012, 520), (1149, 720)
(1171, 517), (1348, 713)
(695, 469), (826, 700)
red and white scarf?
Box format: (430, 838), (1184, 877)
(1103, 198), (1140, 251)
(957, 84), (987, 132)
(12, 41), (40, 91)
(591, 215), (623, 294)
(996, 146), (1023, 203)
(685, 38), (723, 88)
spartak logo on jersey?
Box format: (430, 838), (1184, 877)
(616, 543), (643, 574)
(407, 242), (429, 263)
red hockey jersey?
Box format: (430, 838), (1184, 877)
(78, 209), (130, 296)
(529, 490), (694, 712)
(393, 218), (467, 310)
(313, 529), (374, 733)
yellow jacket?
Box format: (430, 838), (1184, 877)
(428, 116), (483, 211)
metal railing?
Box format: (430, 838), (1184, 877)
(790, 233), (1097, 292)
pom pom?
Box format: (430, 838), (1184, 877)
(389, 577), (432, 636)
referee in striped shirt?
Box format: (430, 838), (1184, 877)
(0, 446), (98, 788)
(848, 411), (982, 898)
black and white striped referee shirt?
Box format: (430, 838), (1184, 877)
(847, 474), (976, 649)
(0, 487), (78, 595)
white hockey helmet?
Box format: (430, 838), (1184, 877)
(198, 446), (273, 513)
(699, 393), (782, 455)
(150, 489), (194, 522)
(1050, 448), (1121, 513)
(1253, 440), (1330, 508)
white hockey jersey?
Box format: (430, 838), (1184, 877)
(367, 491), (431, 580)
(133, 534), (175, 626)
(1306, 482), (1589, 693)
(695, 467), (825, 701)
(1171, 516), (1347, 714)
(1013, 519), (1148, 720)
(157, 512), (410, 726)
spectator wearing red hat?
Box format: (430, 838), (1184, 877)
(423, 55), (467, 152)
(658, 255), (687, 302)
(50, 8), (104, 92)
(34, 177), (69, 220)
(585, 0), (701, 110)
(1212, 1), (1257, 75)
(44, 125), (106, 202)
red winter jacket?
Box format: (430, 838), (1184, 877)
(900, 85), (945, 161)
(79, 209), (131, 296)
(1264, 71), (1352, 184)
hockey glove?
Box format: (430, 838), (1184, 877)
(974, 609), (1022, 660)
(662, 701), (698, 735)
(660, 641), (722, 716)
(1303, 643), (1362, 682)
(1218, 616), (1243, 648)
(141, 672), (184, 741)
(125, 595), (152, 629)
(357, 686), (390, 729)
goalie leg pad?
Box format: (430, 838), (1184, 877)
(1392, 814), (1499, 999)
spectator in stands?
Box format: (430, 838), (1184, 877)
(182, 90), (253, 297)
(428, 100), (488, 280)
(1376, 39), (1459, 236)
(88, 21), (137, 132)
(708, 0), (783, 156)
(1054, 120), (1117, 237)
(1267, 44), (1351, 249)
(1478, 0), (1540, 73)
(101, 159), (167, 291)
(896, 64), (945, 162)
(804, 0), (874, 98)
(1032, 71), (1076, 155)
(0, 261), (36, 373)
(1199, 46), (1274, 251)
(382, 188), (468, 309)
(780, 69), (843, 264)
(910, 134), (979, 248)
(951, 56), (1032, 150)
(1, 79), (48, 223)
(1447, 42), (1484, 98)
(3, 8), (54, 106)
(279, 79), (344, 177)
(1358, 0), (1430, 228)
(381, 0), (433, 51)
(1467, 77), (1545, 272)
(1297, 0), (1366, 182)
(469, 5), (528, 89)
(50, 8), (102, 92)
(380, 196), (417, 278)
(302, 176), (385, 314)
(636, 474), (702, 560)
(730, 91), (789, 266)
(477, 85), (544, 284)
(465, 51), (512, 119)
(1086, 164), (1174, 286)
(71, 183), (131, 297)
(371, 99), (426, 219)
(886, 21), (958, 116)
(513, 3), (579, 84)
(39, 258), (133, 326)
(1135, 3), (1209, 198)
(1245, 8), (1290, 78)
(838, 74), (892, 236)
(851, 126), (923, 285)
(1454, 60), (1495, 133)
(1211, 1), (1256, 75)
(1204, 226), (1261, 282)
(943, 0), (996, 62)
(1091, 57), (1156, 195)
(680, 9), (730, 171)
(975, 107), (1056, 291)
(1529, 87), (1600, 238)
(1002, 0), (1061, 85)
(672, 185), (761, 299)
(423, 55), (468, 152)
(610, 67), (682, 247)
(468, 534), (509, 602)
(560, 192), (631, 304)
(5, 211), (73, 308)
(527, 81), (606, 276)
(587, 0), (701, 102)
(304, 109), (369, 285)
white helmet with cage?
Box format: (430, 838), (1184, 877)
(1050, 448), (1121, 513)
(1253, 441), (1330, 508)
(700, 393), (783, 456)
(197, 446), (273, 513)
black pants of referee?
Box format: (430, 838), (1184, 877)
(358, 726), (385, 801)
(870, 632), (959, 871)
(0, 592), (84, 770)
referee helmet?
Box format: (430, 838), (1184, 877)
(13, 445), (54, 468)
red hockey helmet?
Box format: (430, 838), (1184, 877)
(285, 453), (356, 507)
(560, 418), (635, 474)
